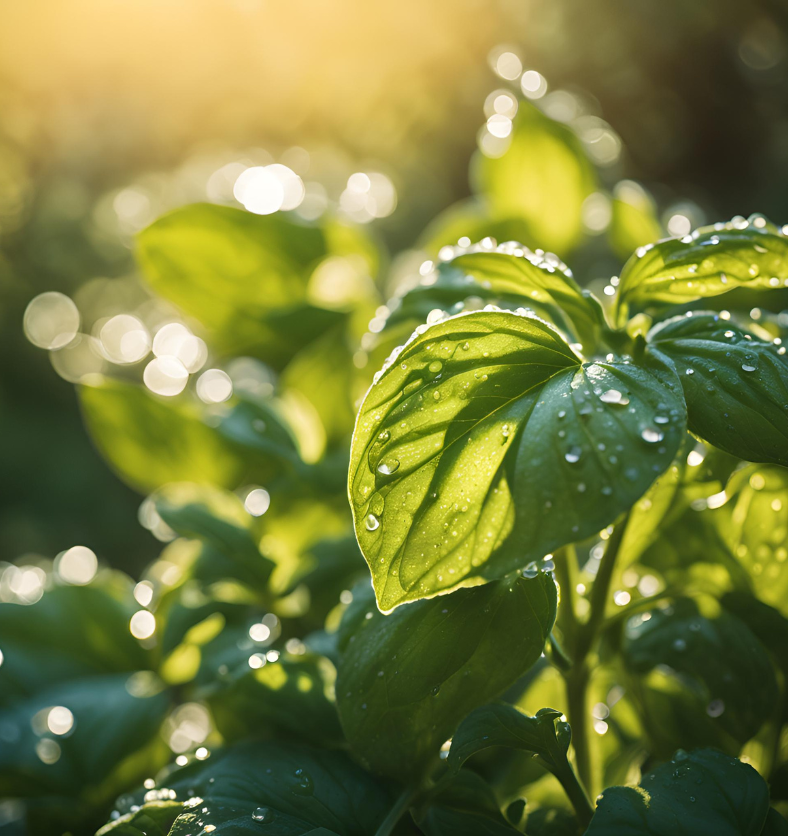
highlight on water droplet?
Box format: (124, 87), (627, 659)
(252, 806), (273, 823)
(641, 428), (664, 443)
(377, 459), (400, 476)
(565, 446), (582, 463)
(365, 514), (380, 531)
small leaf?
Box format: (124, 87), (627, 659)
(335, 572), (556, 777)
(473, 102), (596, 255)
(615, 214), (788, 321)
(350, 310), (685, 610)
(80, 379), (246, 493)
(97, 740), (392, 835)
(586, 748), (770, 835)
(648, 313), (788, 466)
(416, 770), (521, 835)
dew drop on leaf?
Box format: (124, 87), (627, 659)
(252, 807), (273, 823)
(365, 514), (380, 531)
(565, 446), (582, 463)
(641, 428), (664, 443)
(377, 460), (400, 476)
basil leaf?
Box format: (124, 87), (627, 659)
(586, 748), (770, 835)
(622, 598), (778, 754)
(416, 770), (520, 835)
(762, 809), (788, 836)
(350, 310), (685, 610)
(474, 102), (596, 255)
(524, 808), (580, 836)
(648, 313), (788, 466)
(98, 741), (392, 835)
(335, 571), (556, 777)
(96, 802), (182, 836)
(80, 379), (247, 493)
(615, 214), (788, 321)
(136, 204), (352, 366)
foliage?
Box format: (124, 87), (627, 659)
(4, 92), (788, 836)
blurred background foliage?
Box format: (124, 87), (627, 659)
(3, 0), (788, 575)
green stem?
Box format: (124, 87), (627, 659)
(555, 761), (595, 829)
(565, 662), (592, 794)
(554, 545), (579, 653)
(375, 784), (419, 836)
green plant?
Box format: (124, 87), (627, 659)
(5, 96), (788, 836)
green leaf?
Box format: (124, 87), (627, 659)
(335, 571), (556, 777)
(607, 181), (662, 262)
(615, 214), (788, 322)
(762, 809), (788, 836)
(136, 204), (352, 366)
(96, 802), (182, 836)
(473, 102), (596, 255)
(525, 808), (580, 836)
(416, 770), (521, 835)
(80, 379), (246, 493)
(621, 598), (778, 753)
(0, 673), (169, 797)
(647, 313), (788, 466)
(349, 310), (685, 610)
(585, 748), (771, 835)
(98, 741), (392, 835)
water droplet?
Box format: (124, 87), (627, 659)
(431, 685), (441, 696)
(432, 390), (441, 401)
(502, 424), (511, 439)
(429, 360), (443, 373)
(741, 363), (756, 373)
(673, 639), (686, 651)
(599, 389), (624, 404)
(685, 368), (695, 376)
(377, 460), (400, 476)
(253, 807), (273, 823)
(706, 699), (725, 718)
(365, 514), (380, 531)
(654, 415), (669, 424)
(641, 428), (664, 443)
(522, 562), (539, 579)
(565, 446), (582, 463)
(293, 768), (314, 795)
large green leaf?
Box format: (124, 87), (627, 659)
(648, 313), (788, 466)
(473, 102), (596, 255)
(80, 379), (247, 493)
(585, 748), (771, 835)
(349, 310), (685, 610)
(335, 572), (556, 777)
(615, 214), (788, 323)
(136, 204), (353, 365)
(98, 741), (392, 835)
(621, 598), (778, 754)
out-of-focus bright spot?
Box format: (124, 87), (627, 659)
(543, 90), (581, 123)
(36, 739), (61, 765)
(50, 334), (106, 383)
(47, 706), (74, 736)
(130, 610), (156, 639)
(1, 565), (46, 605)
(593, 720), (609, 735)
(206, 162), (247, 203)
(614, 590), (631, 606)
(153, 323), (207, 373)
(638, 574), (661, 597)
(134, 580), (154, 607)
(667, 213), (692, 237)
(687, 449), (705, 467)
(244, 488), (270, 517)
(175, 755), (188, 766)
(486, 114), (513, 138)
(234, 163), (304, 214)
(137, 497), (177, 543)
(575, 116), (621, 165)
(484, 90), (518, 119)
(195, 746), (209, 760)
(582, 192), (612, 233)
(196, 368), (233, 403)
(477, 124), (511, 158)
(226, 356), (275, 398)
(493, 51), (522, 80)
(113, 188), (152, 232)
(0, 649), (3, 667)
(249, 652), (266, 669)
(308, 255), (375, 309)
(296, 181), (328, 220)
(164, 703), (211, 753)
(144, 356), (189, 397)
(249, 622), (271, 642)
(55, 546), (97, 586)
(340, 172), (397, 223)
(521, 70), (547, 99)
(100, 314), (151, 364)
(24, 292), (80, 350)
(280, 146), (310, 176)
(739, 19), (786, 71)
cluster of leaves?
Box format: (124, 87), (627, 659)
(3, 94), (788, 836)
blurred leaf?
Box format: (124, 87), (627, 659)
(80, 379), (246, 493)
(335, 573), (556, 777)
(207, 654), (343, 747)
(648, 313), (788, 466)
(416, 770), (520, 835)
(97, 741), (392, 835)
(615, 214), (788, 322)
(350, 310), (684, 610)
(137, 204), (354, 366)
(621, 598), (778, 754)
(762, 809), (788, 835)
(524, 808), (580, 835)
(95, 802), (182, 836)
(473, 102), (596, 255)
(608, 181), (662, 261)
(586, 748), (770, 835)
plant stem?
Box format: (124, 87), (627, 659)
(375, 784), (419, 836)
(554, 545), (579, 652)
(556, 761), (595, 829)
(562, 513), (630, 799)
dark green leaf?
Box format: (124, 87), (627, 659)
(96, 802), (182, 836)
(585, 748), (770, 835)
(761, 808), (788, 835)
(621, 598), (778, 753)
(525, 808), (580, 836)
(335, 572), (556, 777)
(647, 313), (788, 466)
(350, 310), (685, 610)
(615, 214), (788, 322)
(473, 102), (596, 255)
(98, 741), (392, 835)
(80, 379), (246, 493)
(416, 770), (520, 835)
